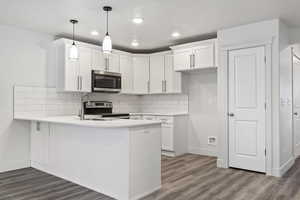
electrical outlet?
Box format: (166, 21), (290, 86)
(208, 136), (217, 146)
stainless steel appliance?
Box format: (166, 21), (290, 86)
(91, 70), (121, 93)
(82, 101), (129, 120)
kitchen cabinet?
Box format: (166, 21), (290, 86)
(164, 55), (182, 93)
(120, 55), (133, 93)
(149, 55), (165, 94)
(171, 39), (217, 71)
(91, 48), (120, 73)
(107, 53), (120, 73)
(55, 39), (92, 92)
(132, 56), (150, 94)
(173, 49), (193, 71)
(91, 48), (105, 71)
(31, 122), (49, 167)
(78, 46), (92, 92)
(149, 53), (182, 94)
(133, 114), (188, 156)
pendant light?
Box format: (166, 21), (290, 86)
(102, 6), (112, 54)
(69, 19), (79, 60)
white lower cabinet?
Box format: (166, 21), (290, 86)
(161, 126), (174, 151)
(135, 114), (188, 156)
(30, 122), (49, 167)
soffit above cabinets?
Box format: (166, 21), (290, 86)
(1, 0), (300, 51)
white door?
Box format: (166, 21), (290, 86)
(133, 56), (149, 94)
(78, 46), (92, 92)
(293, 60), (300, 156)
(108, 53), (120, 73)
(228, 46), (266, 173)
(150, 55), (164, 93)
(193, 43), (215, 68)
(173, 49), (193, 71)
(120, 55), (133, 93)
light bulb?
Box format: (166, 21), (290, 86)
(69, 43), (78, 60)
(102, 34), (112, 54)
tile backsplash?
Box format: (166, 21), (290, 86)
(14, 86), (81, 118)
(140, 94), (188, 113)
(14, 85), (188, 118)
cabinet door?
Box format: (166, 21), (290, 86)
(108, 53), (120, 73)
(78, 46), (92, 92)
(150, 55), (164, 93)
(91, 48), (105, 71)
(133, 56), (150, 94)
(65, 44), (80, 91)
(173, 49), (193, 71)
(161, 126), (174, 151)
(120, 55), (133, 93)
(193, 43), (215, 68)
(31, 122), (49, 166)
(164, 55), (182, 93)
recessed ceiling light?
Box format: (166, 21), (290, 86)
(132, 17), (143, 24)
(91, 30), (99, 36)
(172, 32), (181, 38)
(131, 40), (139, 47)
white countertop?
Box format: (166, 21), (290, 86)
(14, 115), (161, 128)
(130, 112), (189, 116)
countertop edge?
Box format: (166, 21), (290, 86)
(14, 116), (162, 128)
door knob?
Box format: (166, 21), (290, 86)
(294, 112), (298, 116)
(228, 113), (235, 117)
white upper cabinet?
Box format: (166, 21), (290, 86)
(173, 49), (194, 71)
(55, 39), (92, 92)
(120, 55), (133, 94)
(149, 55), (165, 94)
(108, 53), (120, 73)
(164, 55), (182, 93)
(133, 56), (150, 94)
(171, 39), (218, 72)
(149, 53), (182, 94)
(91, 48), (105, 71)
(78, 46), (92, 92)
(64, 43), (80, 92)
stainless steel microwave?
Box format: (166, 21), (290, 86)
(91, 70), (122, 93)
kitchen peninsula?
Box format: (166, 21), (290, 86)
(16, 116), (162, 200)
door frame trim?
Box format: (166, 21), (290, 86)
(218, 38), (273, 175)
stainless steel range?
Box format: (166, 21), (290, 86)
(82, 101), (130, 120)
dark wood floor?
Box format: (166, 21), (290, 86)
(1, 154), (300, 200)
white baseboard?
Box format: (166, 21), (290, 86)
(188, 147), (217, 157)
(161, 151), (175, 157)
(0, 159), (30, 173)
(272, 157), (295, 177)
(217, 158), (228, 168)
(295, 143), (300, 158)
(131, 186), (161, 200)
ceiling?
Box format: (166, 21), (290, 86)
(0, 0), (300, 52)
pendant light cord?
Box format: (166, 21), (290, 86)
(72, 22), (75, 45)
(106, 10), (109, 35)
